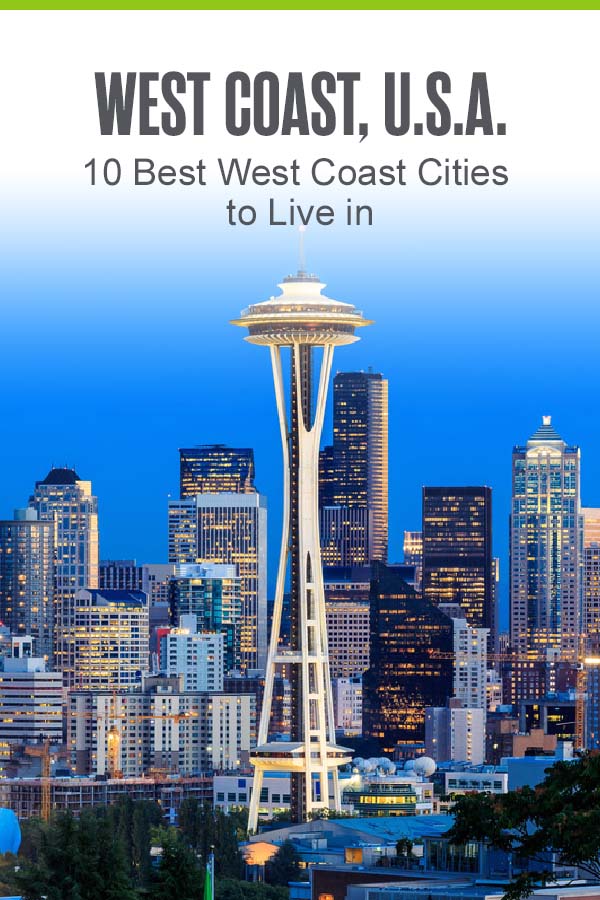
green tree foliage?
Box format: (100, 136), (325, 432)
(178, 799), (244, 878)
(447, 752), (600, 900)
(217, 877), (289, 900)
(11, 810), (138, 900)
(265, 839), (304, 886)
(1, 800), (253, 899)
(150, 827), (202, 900)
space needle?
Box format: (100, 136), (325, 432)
(232, 235), (372, 832)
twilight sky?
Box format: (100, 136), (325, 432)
(1, 10), (599, 629)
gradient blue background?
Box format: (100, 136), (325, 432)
(2, 198), (599, 630)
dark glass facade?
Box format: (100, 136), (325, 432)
(362, 563), (454, 753)
(0, 514), (54, 661)
(422, 487), (494, 643)
(319, 371), (388, 566)
(179, 445), (255, 497)
(169, 572), (241, 673)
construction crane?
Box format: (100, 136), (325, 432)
(67, 707), (198, 778)
(429, 644), (591, 748)
(23, 739), (71, 821)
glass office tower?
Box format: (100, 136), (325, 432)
(179, 445), (255, 498)
(320, 371), (388, 566)
(422, 487), (494, 645)
(510, 417), (582, 660)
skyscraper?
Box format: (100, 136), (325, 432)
(582, 508), (600, 653)
(31, 467), (99, 676)
(362, 563), (454, 754)
(0, 509), (54, 660)
(169, 563), (242, 673)
(233, 261), (369, 830)
(403, 530), (423, 592)
(439, 606), (488, 710)
(510, 417), (582, 660)
(422, 487), (494, 644)
(179, 445), (255, 497)
(64, 588), (148, 690)
(168, 493), (267, 673)
(320, 371), (388, 566)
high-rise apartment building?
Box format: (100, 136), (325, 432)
(332, 675), (363, 735)
(0, 509), (54, 660)
(422, 487), (494, 644)
(439, 605), (488, 710)
(99, 559), (145, 592)
(168, 495), (267, 672)
(100, 560), (176, 605)
(0, 637), (62, 767)
(179, 445), (255, 497)
(69, 677), (255, 778)
(362, 564), (454, 753)
(510, 418), (582, 659)
(62, 589), (149, 691)
(159, 615), (224, 692)
(169, 564), (241, 673)
(320, 371), (388, 566)
(582, 508), (600, 653)
(425, 700), (485, 764)
(324, 566), (371, 679)
(31, 467), (99, 676)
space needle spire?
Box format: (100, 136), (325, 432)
(232, 245), (372, 833)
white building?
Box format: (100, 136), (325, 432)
(425, 701), (485, 765)
(442, 767), (508, 797)
(486, 669), (503, 711)
(160, 614), (224, 692)
(440, 605), (488, 710)
(0, 637), (62, 762)
(68, 676), (255, 778)
(214, 773), (290, 818)
(332, 676), (362, 735)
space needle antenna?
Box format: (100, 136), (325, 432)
(298, 225), (307, 275)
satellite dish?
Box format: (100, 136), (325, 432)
(413, 756), (436, 777)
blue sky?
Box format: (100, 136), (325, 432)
(1, 205), (599, 630)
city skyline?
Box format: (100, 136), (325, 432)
(1, 396), (598, 634)
(2, 251), (600, 633)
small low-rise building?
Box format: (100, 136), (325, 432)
(213, 773), (291, 818)
(0, 773), (212, 820)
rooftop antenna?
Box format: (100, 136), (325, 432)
(298, 225), (307, 276)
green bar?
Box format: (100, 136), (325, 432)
(0, 1), (599, 8)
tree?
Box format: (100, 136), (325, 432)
(396, 838), (414, 868)
(217, 877), (289, 900)
(447, 751), (600, 900)
(178, 800), (244, 879)
(10, 810), (137, 900)
(151, 827), (202, 900)
(265, 839), (304, 886)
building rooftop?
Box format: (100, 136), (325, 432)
(328, 815), (454, 841)
(36, 466), (82, 486)
(82, 589), (147, 608)
(528, 416), (564, 444)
